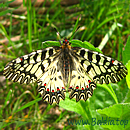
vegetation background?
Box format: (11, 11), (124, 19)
(0, 0), (130, 129)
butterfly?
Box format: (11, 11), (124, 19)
(4, 39), (127, 104)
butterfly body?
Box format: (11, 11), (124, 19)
(4, 39), (127, 104)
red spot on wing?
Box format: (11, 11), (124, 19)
(52, 90), (54, 92)
(112, 60), (114, 64)
(86, 85), (88, 88)
(88, 80), (91, 83)
(76, 86), (79, 89)
(47, 88), (49, 91)
(20, 58), (23, 62)
(57, 87), (60, 91)
(82, 87), (84, 90)
(62, 87), (65, 90)
(44, 83), (46, 86)
(69, 86), (72, 89)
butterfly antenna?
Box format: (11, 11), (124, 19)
(54, 28), (62, 45)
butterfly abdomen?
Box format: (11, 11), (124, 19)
(58, 48), (74, 86)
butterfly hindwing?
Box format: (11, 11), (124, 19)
(3, 47), (61, 84)
(37, 59), (66, 104)
(72, 47), (127, 84)
(69, 58), (96, 102)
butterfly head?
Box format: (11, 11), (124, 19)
(63, 39), (70, 45)
(62, 38), (71, 49)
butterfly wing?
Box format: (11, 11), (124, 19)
(4, 46), (66, 105)
(37, 59), (66, 104)
(72, 47), (127, 84)
(68, 47), (127, 102)
(3, 47), (61, 84)
(69, 57), (96, 102)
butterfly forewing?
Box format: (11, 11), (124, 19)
(4, 39), (127, 105)
(72, 47), (127, 84)
(4, 47), (61, 84)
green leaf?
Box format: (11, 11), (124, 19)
(70, 40), (102, 53)
(42, 41), (60, 48)
(59, 93), (85, 115)
(97, 103), (130, 129)
(97, 84), (118, 104)
(59, 93), (95, 130)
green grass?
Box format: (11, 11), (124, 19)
(0, 0), (130, 129)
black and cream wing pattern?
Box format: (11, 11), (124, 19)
(4, 39), (127, 104)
